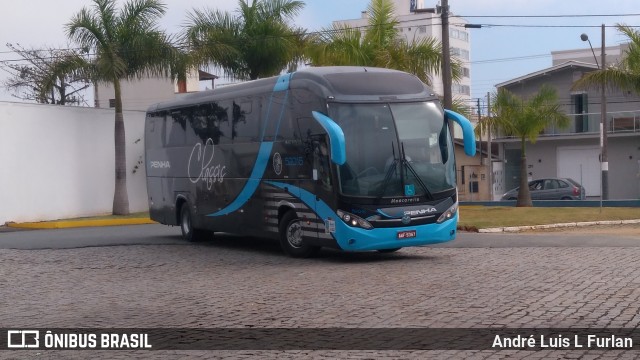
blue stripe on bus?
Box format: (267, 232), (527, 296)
(208, 73), (292, 217)
(209, 142), (274, 217)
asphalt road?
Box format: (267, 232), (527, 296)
(0, 223), (637, 250)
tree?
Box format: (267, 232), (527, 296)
(485, 85), (570, 207)
(1, 43), (90, 105)
(184, 0), (306, 81)
(573, 25), (640, 94)
(306, 0), (459, 87)
(66, 0), (178, 215)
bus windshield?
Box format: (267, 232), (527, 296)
(329, 102), (456, 198)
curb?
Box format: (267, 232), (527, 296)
(6, 218), (156, 229)
(478, 219), (640, 233)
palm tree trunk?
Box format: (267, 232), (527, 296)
(516, 137), (532, 207)
(112, 78), (130, 215)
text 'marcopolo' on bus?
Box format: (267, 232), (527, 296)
(145, 66), (476, 257)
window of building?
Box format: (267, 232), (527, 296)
(109, 99), (116, 108)
(418, 25), (427, 33)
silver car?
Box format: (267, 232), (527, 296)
(501, 178), (586, 200)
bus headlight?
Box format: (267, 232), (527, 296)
(436, 202), (458, 224)
(337, 210), (373, 229)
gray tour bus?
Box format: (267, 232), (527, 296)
(145, 66), (476, 257)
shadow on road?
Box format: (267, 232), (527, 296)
(178, 232), (434, 263)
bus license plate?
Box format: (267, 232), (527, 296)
(397, 230), (416, 239)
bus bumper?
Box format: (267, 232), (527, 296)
(333, 213), (458, 251)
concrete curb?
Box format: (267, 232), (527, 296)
(6, 218), (156, 229)
(478, 219), (640, 233)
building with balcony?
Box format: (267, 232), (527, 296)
(493, 49), (640, 200)
(334, 0), (471, 104)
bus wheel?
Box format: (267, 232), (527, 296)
(180, 204), (211, 242)
(279, 211), (320, 258)
(377, 248), (401, 253)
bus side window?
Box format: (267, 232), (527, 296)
(187, 105), (209, 144)
(146, 112), (165, 149)
(207, 101), (231, 145)
(232, 98), (259, 143)
(166, 109), (187, 147)
(314, 137), (332, 190)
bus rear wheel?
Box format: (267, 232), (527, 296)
(279, 211), (320, 258)
(180, 204), (212, 242)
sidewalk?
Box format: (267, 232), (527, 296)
(478, 219), (640, 233)
(5, 218), (155, 230)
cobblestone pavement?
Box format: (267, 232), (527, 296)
(2, 235), (640, 359)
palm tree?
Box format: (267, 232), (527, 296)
(66, 0), (178, 215)
(485, 85), (570, 207)
(306, 0), (459, 87)
(573, 25), (640, 94)
(184, 0), (306, 81)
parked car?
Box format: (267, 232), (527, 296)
(501, 178), (586, 200)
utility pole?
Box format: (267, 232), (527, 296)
(487, 91), (492, 201)
(441, 0), (452, 111)
(477, 98), (482, 165)
(600, 23), (609, 201)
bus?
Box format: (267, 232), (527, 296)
(145, 66), (476, 257)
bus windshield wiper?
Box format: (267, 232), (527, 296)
(376, 142), (399, 199)
(400, 142), (433, 200)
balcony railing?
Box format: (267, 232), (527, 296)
(494, 110), (640, 139)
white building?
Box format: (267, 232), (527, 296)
(94, 69), (218, 111)
(334, 0), (471, 104)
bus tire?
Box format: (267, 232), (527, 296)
(180, 204), (212, 242)
(279, 210), (320, 258)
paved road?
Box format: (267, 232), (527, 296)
(1, 224), (639, 359)
(0, 223), (637, 249)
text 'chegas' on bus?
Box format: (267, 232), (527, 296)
(145, 66), (476, 257)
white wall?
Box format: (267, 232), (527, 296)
(95, 77), (176, 111)
(0, 102), (148, 224)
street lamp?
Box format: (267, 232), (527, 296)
(580, 25), (608, 201)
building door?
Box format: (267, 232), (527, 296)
(504, 149), (521, 192)
(557, 146), (600, 197)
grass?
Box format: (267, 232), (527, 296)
(458, 206), (640, 231)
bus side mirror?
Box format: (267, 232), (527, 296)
(444, 109), (476, 156)
(311, 111), (346, 165)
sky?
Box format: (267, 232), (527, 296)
(1, 0), (639, 104)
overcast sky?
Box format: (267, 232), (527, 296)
(1, 0), (639, 103)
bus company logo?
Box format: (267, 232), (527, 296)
(7, 330), (39, 348)
(390, 197), (420, 204)
(188, 138), (227, 190)
(273, 152), (283, 175)
(149, 161), (171, 169)
(403, 208), (437, 216)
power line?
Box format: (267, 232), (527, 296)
(453, 13), (640, 19)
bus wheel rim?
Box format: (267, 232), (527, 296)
(286, 221), (303, 248)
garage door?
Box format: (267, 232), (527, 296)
(557, 146), (600, 197)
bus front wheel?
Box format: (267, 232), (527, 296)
(180, 204), (212, 242)
(279, 211), (320, 258)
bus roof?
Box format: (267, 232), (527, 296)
(148, 66), (438, 112)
